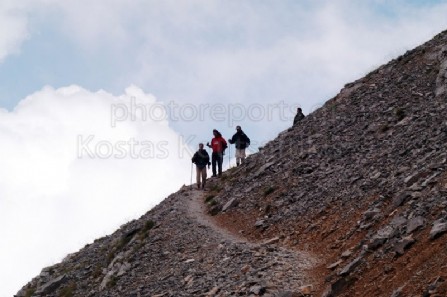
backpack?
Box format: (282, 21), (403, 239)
(222, 140), (228, 154)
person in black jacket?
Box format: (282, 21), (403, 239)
(191, 143), (210, 189)
(228, 125), (250, 166)
(293, 107), (305, 126)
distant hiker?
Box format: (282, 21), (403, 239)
(228, 125), (250, 166)
(192, 143), (210, 189)
(293, 107), (305, 126)
(207, 129), (227, 177)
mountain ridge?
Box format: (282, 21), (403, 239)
(17, 29), (447, 297)
(208, 28), (447, 296)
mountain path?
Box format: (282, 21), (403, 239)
(185, 188), (319, 292)
(186, 188), (255, 245)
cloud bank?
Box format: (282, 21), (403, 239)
(0, 85), (192, 295)
(2, 2), (447, 296)
(0, 1), (28, 62)
(4, 1), (447, 108)
(47, 0), (447, 140)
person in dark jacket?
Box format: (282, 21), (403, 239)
(207, 129), (227, 177)
(192, 143), (210, 189)
(293, 107), (305, 126)
(228, 125), (250, 166)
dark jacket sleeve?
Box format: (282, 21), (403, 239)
(192, 152), (197, 163)
(229, 133), (236, 144)
(205, 151), (210, 164)
(243, 133), (250, 145)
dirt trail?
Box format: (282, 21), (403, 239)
(186, 188), (255, 245)
(186, 188), (318, 279)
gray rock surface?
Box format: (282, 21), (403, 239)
(430, 220), (447, 240)
(16, 188), (315, 297)
(16, 28), (447, 297)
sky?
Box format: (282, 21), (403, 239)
(1, 0), (447, 296)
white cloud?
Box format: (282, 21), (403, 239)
(117, 0), (447, 114)
(0, 1), (29, 62)
(4, 1), (447, 104)
(5, 1), (447, 110)
(2, 2), (447, 295)
(0, 85), (192, 296)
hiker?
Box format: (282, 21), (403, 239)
(206, 129), (227, 177)
(191, 143), (210, 189)
(228, 125), (250, 166)
(293, 107), (305, 126)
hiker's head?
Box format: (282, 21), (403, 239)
(297, 107), (302, 113)
(236, 125), (241, 131)
(198, 143), (204, 149)
(213, 129), (218, 136)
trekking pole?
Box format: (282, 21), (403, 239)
(228, 145), (231, 168)
(190, 162), (193, 190)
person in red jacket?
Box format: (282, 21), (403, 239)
(207, 129), (227, 177)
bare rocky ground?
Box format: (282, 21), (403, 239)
(17, 29), (447, 297)
(16, 182), (316, 297)
(208, 30), (447, 296)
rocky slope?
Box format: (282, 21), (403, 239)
(17, 29), (447, 297)
(16, 185), (316, 297)
(210, 29), (447, 296)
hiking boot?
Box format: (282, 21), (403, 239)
(197, 183), (200, 189)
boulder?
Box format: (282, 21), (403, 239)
(394, 235), (416, 256)
(222, 197), (238, 212)
(35, 275), (67, 295)
(392, 192), (411, 208)
(369, 226), (396, 250)
(430, 221), (447, 240)
(339, 256), (363, 276)
(406, 216), (425, 234)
